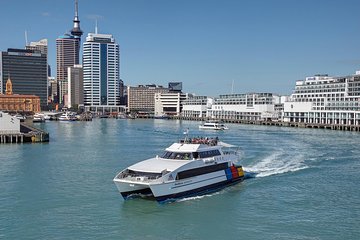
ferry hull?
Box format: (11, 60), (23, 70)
(150, 171), (244, 203)
(153, 177), (244, 203)
(113, 180), (152, 199)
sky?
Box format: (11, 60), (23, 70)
(1, 0), (360, 97)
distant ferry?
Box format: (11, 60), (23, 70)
(199, 121), (229, 130)
(113, 136), (244, 203)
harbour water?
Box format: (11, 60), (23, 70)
(1, 119), (359, 239)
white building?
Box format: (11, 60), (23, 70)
(283, 73), (360, 125)
(154, 92), (188, 117)
(182, 96), (213, 118)
(83, 32), (120, 113)
(67, 65), (83, 109)
(208, 93), (276, 121)
(0, 111), (20, 134)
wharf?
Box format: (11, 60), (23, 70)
(0, 123), (49, 144)
(170, 116), (360, 132)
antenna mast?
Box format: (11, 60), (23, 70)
(231, 80), (234, 94)
(95, 19), (98, 34)
(25, 31), (28, 46)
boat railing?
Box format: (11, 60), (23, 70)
(180, 137), (218, 146)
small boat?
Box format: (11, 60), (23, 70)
(33, 113), (45, 123)
(113, 136), (244, 203)
(43, 114), (51, 120)
(58, 112), (77, 121)
(14, 114), (26, 122)
(154, 114), (169, 119)
(199, 121), (228, 130)
(117, 113), (127, 119)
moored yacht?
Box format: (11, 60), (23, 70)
(113, 136), (244, 203)
(199, 121), (229, 130)
(33, 113), (45, 122)
(58, 112), (77, 121)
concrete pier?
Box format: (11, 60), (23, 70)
(0, 123), (49, 144)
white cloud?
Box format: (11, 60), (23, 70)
(41, 12), (51, 17)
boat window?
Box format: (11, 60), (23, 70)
(161, 151), (193, 160)
(176, 162), (228, 180)
(126, 170), (162, 179)
(198, 150), (221, 158)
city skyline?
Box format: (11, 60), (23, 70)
(1, 0), (360, 96)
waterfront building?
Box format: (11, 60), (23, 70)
(154, 92), (188, 117)
(208, 93), (275, 121)
(283, 72), (360, 125)
(0, 77), (41, 113)
(67, 65), (83, 109)
(182, 96), (212, 118)
(83, 32), (120, 113)
(127, 85), (169, 114)
(0, 48), (47, 108)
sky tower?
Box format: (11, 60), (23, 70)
(70, 0), (83, 39)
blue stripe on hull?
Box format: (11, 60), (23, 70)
(155, 177), (245, 203)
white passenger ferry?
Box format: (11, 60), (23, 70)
(113, 137), (244, 203)
(199, 121), (229, 130)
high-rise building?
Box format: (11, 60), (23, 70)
(26, 39), (51, 77)
(67, 64), (83, 109)
(56, 0), (83, 105)
(0, 48), (48, 107)
(26, 39), (48, 56)
(48, 77), (58, 103)
(83, 32), (120, 113)
(56, 34), (80, 104)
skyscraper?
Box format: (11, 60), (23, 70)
(26, 39), (48, 56)
(83, 32), (120, 113)
(0, 48), (48, 108)
(56, 34), (80, 104)
(67, 64), (83, 109)
(56, 0), (83, 105)
(26, 39), (50, 77)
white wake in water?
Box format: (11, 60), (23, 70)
(176, 192), (221, 203)
(243, 151), (308, 178)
